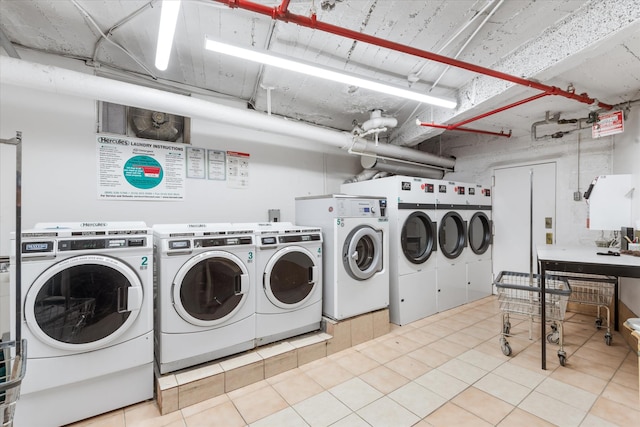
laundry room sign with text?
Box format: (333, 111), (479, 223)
(96, 135), (186, 201)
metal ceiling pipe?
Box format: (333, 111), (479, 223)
(212, 0), (613, 110)
(0, 56), (455, 170)
(416, 121), (511, 138)
(360, 156), (445, 180)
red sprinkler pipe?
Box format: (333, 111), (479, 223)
(417, 121), (512, 138)
(212, 0), (613, 111)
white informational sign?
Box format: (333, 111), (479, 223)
(592, 110), (624, 138)
(186, 147), (206, 179)
(227, 151), (250, 188)
(207, 149), (226, 180)
(97, 135), (186, 200)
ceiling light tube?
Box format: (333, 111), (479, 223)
(155, 0), (181, 71)
(204, 38), (457, 109)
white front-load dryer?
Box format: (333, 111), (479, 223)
(341, 176), (438, 325)
(466, 183), (493, 302)
(296, 195), (389, 321)
(10, 222), (153, 427)
(153, 223), (256, 374)
(435, 181), (468, 311)
(252, 222), (323, 346)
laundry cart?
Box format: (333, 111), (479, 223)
(0, 340), (27, 427)
(495, 271), (571, 366)
(559, 273), (615, 345)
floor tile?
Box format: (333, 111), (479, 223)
(423, 401), (492, 426)
(547, 364), (608, 395)
(518, 391), (586, 427)
(414, 368), (468, 400)
(492, 361), (547, 389)
(451, 386), (514, 425)
(327, 412), (369, 427)
(578, 413), (620, 427)
(232, 385), (289, 424)
(249, 407), (310, 427)
(601, 381), (640, 410)
(387, 381), (447, 418)
(271, 371), (324, 405)
(293, 391), (352, 427)
(437, 358), (488, 384)
(496, 407), (556, 426)
(589, 396), (640, 426)
(535, 377), (597, 412)
(427, 337), (468, 358)
(357, 340), (405, 364)
(407, 345), (451, 368)
(304, 359), (355, 389)
(328, 377), (383, 411)
(66, 410), (126, 427)
(356, 396), (420, 427)
(473, 372), (531, 406)
(456, 348), (505, 371)
(359, 364), (410, 394)
(384, 354), (432, 379)
(610, 367), (639, 390)
(183, 400), (245, 427)
(332, 350), (380, 376)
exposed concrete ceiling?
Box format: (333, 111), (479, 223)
(1, 0), (639, 148)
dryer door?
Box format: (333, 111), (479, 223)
(263, 246), (319, 309)
(438, 212), (467, 259)
(401, 212), (437, 264)
(173, 251), (249, 327)
(469, 212), (492, 255)
(25, 255), (143, 352)
(342, 225), (383, 280)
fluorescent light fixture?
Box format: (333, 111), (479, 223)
(204, 38), (457, 109)
(155, 0), (181, 71)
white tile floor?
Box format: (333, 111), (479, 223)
(69, 296), (639, 427)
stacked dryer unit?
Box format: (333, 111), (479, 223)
(252, 222), (323, 346)
(295, 195), (389, 320)
(435, 181), (469, 311)
(10, 222), (154, 427)
(341, 176), (438, 325)
(153, 223), (256, 374)
(465, 183), (493, 301)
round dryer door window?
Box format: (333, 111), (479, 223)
(263, 246), (319, 309)
(438, 212), (467, 259)
(401, 212), (436, 264)
(342, 225), (383, 280)
(173, 251), (249, 327)
(469, 212), (491, 254)
(25, 255), (143, 351)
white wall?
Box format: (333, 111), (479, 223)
(0, 58), (361, 258)
(425, 108), (639, 316)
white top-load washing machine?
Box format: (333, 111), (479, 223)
(435, 181), (468, 311)
(10, 222), (153, 427)
(252, 222), (323, 346)
(153, 223), (256, 374)
(295, 195), (389, 320)
(341, 176), (438, 325)
(466, 183), (493, 301)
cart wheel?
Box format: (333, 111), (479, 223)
(503, 321), (511, 335)
(547, 331), (559, 344)
(500, 339), (512, 356)
(558, 353), (566, 366)
(595, 318), (603, 330)
(605, 333), (612, 346)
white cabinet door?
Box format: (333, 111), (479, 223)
(493, 163), (556, 277)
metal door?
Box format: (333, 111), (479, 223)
(263, 246), (319, 309)
(173, 251), (249, 326)
(342, 225), (384, 280)
(438, 212), (467, 259)
(401, 211), (437, 264)
(25, 255), (143, 351)
(468, 212), (492, 255)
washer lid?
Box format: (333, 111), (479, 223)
(342, 225), (384, 280)
(25, 254), (143, 352)
(172, 250), (249, 327)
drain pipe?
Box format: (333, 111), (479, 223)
(0, 56), (455, 170)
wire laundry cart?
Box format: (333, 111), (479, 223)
(495, 271), (571, 366)
(0, 340), (27, 427)
(559, 273), (616, 345)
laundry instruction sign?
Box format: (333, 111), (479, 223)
(97, 135), (186, 200)
(592, 110), (624, 138)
